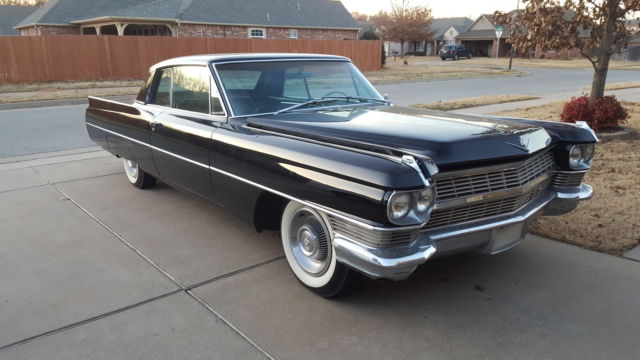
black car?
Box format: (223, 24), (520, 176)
(440, 44), (472, 60)
(86, 54), (596, 297)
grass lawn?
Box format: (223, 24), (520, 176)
(493, 101), (640, 255)
(0, 80), (142, 104)
(422, 56), (640, 71)
(411, 94), (540, 111)
(364, 56), (524, 83)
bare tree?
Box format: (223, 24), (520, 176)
(373, 0), (436, 56)
(495, 0), (640, 102)
(351, 12), (370, 22)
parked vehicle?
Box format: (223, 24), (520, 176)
(440, 44), (472, 60)
(86, 54), (596, 297)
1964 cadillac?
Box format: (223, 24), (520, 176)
(86, 53), (597, 297)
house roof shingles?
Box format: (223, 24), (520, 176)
(456, 29), (500, 40)
(16, 0), (359, 30)
(0, 5), (37, 35)
(430, 17), (473, 39)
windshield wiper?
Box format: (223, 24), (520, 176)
(321, 95), (390, 105)
(273, 99), (339, 115)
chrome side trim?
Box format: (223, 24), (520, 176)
(245, 125), (405, 165)
(401, 155), (431, 187)
(86, 122), (423, 232)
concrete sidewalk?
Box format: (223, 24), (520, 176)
(1, 150), (639, 359)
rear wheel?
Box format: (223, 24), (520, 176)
(468, 53), (472, 59)
(454, 54), (459, 60)
(281, 201), (352, 298)
(123, 158), (157, 189)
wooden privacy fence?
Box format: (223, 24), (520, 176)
(0, 36), (382, 84)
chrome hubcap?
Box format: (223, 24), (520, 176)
(288, 208), (331, 276)
(123, 159), (138, 181)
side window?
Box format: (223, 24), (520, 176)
(210, 77), (224, 115)
(171, 66), (210, 114)
(154, 68), (172, 106)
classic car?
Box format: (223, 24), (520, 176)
(86, 53), (597, 297)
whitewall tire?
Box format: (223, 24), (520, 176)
(281, 201), (352, 297)
(122, 158), (157, 189)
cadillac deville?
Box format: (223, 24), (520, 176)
(86, 54), (597, 297)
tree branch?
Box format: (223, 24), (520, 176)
(580, 49), (599, 72)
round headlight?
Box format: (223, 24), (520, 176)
(415, 188), (434, 213)
(582, 144), (595, 163)
(569, 144), (594, 169)
(388, 192), (411, 220)
(569, 145), (583, 168)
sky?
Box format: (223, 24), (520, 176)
(340, 0), (522, 19)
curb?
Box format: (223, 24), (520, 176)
(623, 245), (640, 262)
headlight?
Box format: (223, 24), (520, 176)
(568, 144), (595, 169)
(387, 187), (435, 225)
(388, 192), (412, 220)
(415, 188), (435, 213)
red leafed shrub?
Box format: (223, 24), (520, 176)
(561, 95), (629, 131)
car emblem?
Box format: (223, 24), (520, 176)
(506, 136), (530, 152)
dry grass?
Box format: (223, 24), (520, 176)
(0, 87), (139, 104)
(603, 81), (640, 90)
(365, 57), (524, 82)
(0, 80), (143, 93)
(411, 94), (539, 111)
(493, 101), (640, 255)
(426, 56), (640, 70)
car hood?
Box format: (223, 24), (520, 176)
(246, 106), (553, 168)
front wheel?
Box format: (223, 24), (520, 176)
(281, 201), (352, 298)
(468, 53), (472, 59)
(454, 54), (459, 60)
(123, 158), (157, 189)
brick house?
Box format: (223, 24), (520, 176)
(384, 17), (473, 57)
(456, 14), (512, 57)
(14, 0), (359, 40)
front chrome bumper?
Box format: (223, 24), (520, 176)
(333, 184), (593, 281)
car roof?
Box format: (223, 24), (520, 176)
(151, 53), (351, 70)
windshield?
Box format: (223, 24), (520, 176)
(215, 61), (384, 116)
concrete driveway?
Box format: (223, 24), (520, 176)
(1, 150), (639, 359)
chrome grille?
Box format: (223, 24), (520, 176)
(425, 178), (552, 229)
(434, 149), (555, 202)
(329, 216), (418, 248)
(552, 171), (585, 188)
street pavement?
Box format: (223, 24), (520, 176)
(377, 64), (640, 106)
(1, 150), (639, 359)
